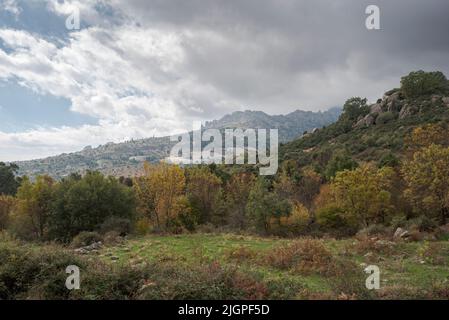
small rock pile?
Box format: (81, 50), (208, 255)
(74, 241), (103, 255)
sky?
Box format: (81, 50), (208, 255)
(0, 0), (448, 161)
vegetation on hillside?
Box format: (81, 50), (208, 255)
(1, 70), (449, 300)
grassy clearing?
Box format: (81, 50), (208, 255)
(1, 233), (449, 299)
(96, 234), (449, 298)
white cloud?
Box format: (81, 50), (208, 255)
(0, 0), (448, 161)
(1, 0), (22, 18)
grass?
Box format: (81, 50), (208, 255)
(2, 233), (449, 299)
(95, 233), (449, 298)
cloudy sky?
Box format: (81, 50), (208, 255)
(0, 0), (448, 161)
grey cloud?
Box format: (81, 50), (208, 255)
(110, 0), (449, 113)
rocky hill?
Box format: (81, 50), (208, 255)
(16, 108), (341, 179)
(281, 71), (449, 176)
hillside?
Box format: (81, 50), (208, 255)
(281, 71), (449, 175)
(16, 108), (340, 179)
(205, 108), (341, 142)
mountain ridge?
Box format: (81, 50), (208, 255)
(16, 107), (341, 179)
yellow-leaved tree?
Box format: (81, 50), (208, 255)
(330, 164), (395, 228)
(402, 144), (449, 224)
(134, 162), (189, 232)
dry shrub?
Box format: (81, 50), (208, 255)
(350, 237), (397, 256)
(428, 281), (449, 299)
(71, 231), (102, 248)
(138, 260), (269, 300)
(265, 238), (336, 276)
(328, 259), (374, 300)
(225, 246), (257, 263)
(297, 290), (336, 300)
(377, 285), (424, 300)
(103, 231), (125, 246)
(230, 270), (268, 300)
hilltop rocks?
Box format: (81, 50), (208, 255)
(353, 88), (449, 128)
(370, 103), (383, 114)
(356, 114), (377, 127)
(398, 104), (420, 119)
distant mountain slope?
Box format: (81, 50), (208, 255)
(16, 108), (341, 179)
(205, 108), (341, 143)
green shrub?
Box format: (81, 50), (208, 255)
(376, 112), (396, 125)
(406, 215), (438, 232)
(401, 70), (449, 98)
(0, 244), (85, 300)
(316, 205), (358, 236)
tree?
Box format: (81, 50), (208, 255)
(0, 162), (20, 196)
(49, 172), (135, 242)
(324, 150), (358, 180)
(246, 178), (291, 234)
(401, 70), (449, 99)
(278, 203), (310, 235)
(340, 97), (369, 122)
(0, 195), (15, 230)
(402, 144), (449, 224)
(275, 166), (321, 210)
(225, 172), (256, 229)
(12, 175), (54, 240)
(405, 123), (449, 153)
(135, 162), (188, 231)
(185, 166), (222, 224)
(331, 164), (395, 228)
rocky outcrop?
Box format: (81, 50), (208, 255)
(399, 104), (417, 119)
(353, 89), (448, 128)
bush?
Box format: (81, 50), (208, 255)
(376, 112), (396, 125)
(400, 70), (449, 99)
(406, 215), (438, 232)
(352, 238), (397, 257)
(134, 217), (152, 235)
(0, 244), (85, 300)
(265, 239), (337, 276)
(71, 231), (102, 248)
(378, 153), (400, 168)
(417, 241), (447, 265)
(137, 261), (268, 300)
(316, 205), (358, 236)
(356, 224), (391, 238)
(100, 217), (131, 236)
(225, 246), (257, 263)
(102, 231), (124, 246)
